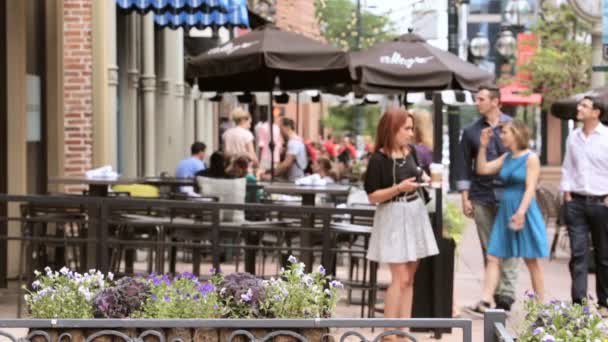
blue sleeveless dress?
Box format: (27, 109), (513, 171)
(487, 152), (549, 259)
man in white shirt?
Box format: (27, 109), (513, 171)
(561, 96), (608, 315)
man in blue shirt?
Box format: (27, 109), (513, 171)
(457, 85), (518, 313)
(176, 141), (207, 178)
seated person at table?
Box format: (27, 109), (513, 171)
(311, 157), (337, 184)
(273, 117), (308, 182)
(175, 141), (207, 196)
(226, 155), (263, 204)
(196, 150), (228, 179)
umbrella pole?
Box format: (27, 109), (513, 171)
(296, 92), (300, 133)
(269, 90), (275, 182)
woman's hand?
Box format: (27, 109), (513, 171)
(480, 127), (493, 148)
(396, 177), (419, 193)
(509, 211), (525, 231)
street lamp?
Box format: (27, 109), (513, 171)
(504, 0), (533, 29)
(470, 32), (490, 60)
(495, 28), (517, 58)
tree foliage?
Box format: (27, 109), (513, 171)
(520, 3), (591, 110)
(321, 104), (382, 137)
(314, 0), (397, 51)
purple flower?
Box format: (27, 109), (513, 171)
(541, 334), (555, 342)
(209, 267), (217, 274)
(151, 294), (158, 302)
(241, 289), (253, 302)
(318, 265), (326, 275)
(213, 304), (219, 310)
(152, 278), (162, 286)
(525, 291), (536, 299)
(287, 255), (297, 264)
(193, 294), (200, 301)
(163, 295), (171, 302)
(583, 306), (591, 315)
(532, 327), (543, 336)
(31, 280), (41, 289)
(162, 274), (172, 285)
(197, 282), (215, 296)
(329, 280), (343, 289)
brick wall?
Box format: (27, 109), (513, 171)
(63, 0), (93, 191)
(274, 0), (322, 41)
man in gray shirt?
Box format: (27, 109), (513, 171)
(275, 117), (307, 181)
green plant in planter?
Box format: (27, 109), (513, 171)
(24, 267), (109, 318)
(261, 256), (343, 318)
(442, 201), (465, 244)
(517, 294), (608, 341)
(135, 271), (222, 319)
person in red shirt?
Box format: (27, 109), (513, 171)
(323, 134), (338, 159)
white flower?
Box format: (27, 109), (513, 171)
(220, 287), (226, 296)
(33, 270), (41, 276)
(303, 275), (314, 286)
(324, 289), (332, 296)
(31, 280), (41, 289)
(59, 267), (69, 275)
(287, 255), (297, 264)
(329, 280), (343, 289)
(107, 272), (114, 281)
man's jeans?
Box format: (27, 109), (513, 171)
(473, 202), (519, 300)
(565, 198), (608, 307)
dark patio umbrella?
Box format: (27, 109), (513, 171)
(551, 87), (608, 124)
(186, 25), (350, 177)
(186, 25), (350, 92)
(350, 32), (493, 93)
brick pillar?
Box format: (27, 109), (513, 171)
(63, 0), (93, 192)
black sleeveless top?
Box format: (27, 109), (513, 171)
(364, 150), (419, 194)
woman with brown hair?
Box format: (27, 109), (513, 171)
(471, 120), (548, 312)
(364, 108), (439, 328)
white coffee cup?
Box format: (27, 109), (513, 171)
(429, 163), (444, 189)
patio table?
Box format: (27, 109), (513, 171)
(259, 182), (351, 272)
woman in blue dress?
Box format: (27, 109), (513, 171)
(472, 120), (548, 312)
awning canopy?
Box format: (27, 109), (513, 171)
(500, 83), (542, 106)
(116, 0), (250, 30)
(116, 0), (230, 14)
(154, 4), (249, 29)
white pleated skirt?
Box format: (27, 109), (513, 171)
(366, 197), (439, 263)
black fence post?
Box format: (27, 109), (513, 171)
(321, 213), (332, 272)
(98, 200), (109, 274)
(211, 207), (220, 272)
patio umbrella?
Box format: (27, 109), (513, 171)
(551, 87), (608, 124)
(186, 25), (350, 92)
(350, 32), (493, 93)
(186, 25), (350, 176)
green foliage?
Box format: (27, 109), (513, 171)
(520, 3), (591, 111)
(517, 295), (608, 341)
(261, 257), (342, 318)
(442, 201), (465, 244)
(24, 267), (109, 319)
(314, 0), (397, 51)
(322, 104), (382, 136)
(136, 272), (222, 319)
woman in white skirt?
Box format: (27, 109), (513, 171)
(364, 108), (439, 325)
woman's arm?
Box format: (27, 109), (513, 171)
(476, 147), (507, 175)
(510, 154), (540, 230)
(517, 154), (541, 214)
(476, 127), (506, 175)
(368, 177), (418, 204)
(246, 142), (259, 166)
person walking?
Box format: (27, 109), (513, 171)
(470, 120), (548, 312)
(364, 108), (438, 334)
(457, 84), (518, 311)
(561, 96), (608, 316)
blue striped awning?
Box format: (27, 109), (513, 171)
(115, 0), (230, 14)
(154, 0), (249, 29)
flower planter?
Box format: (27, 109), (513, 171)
(28, 327), (330, 342)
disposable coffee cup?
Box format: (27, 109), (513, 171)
(429, 163), (444, 189)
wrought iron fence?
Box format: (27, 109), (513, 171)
(0, 317), (476, 342)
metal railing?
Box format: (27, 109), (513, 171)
(0, 317), (474, 342)
(0, 311), (517, 342)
